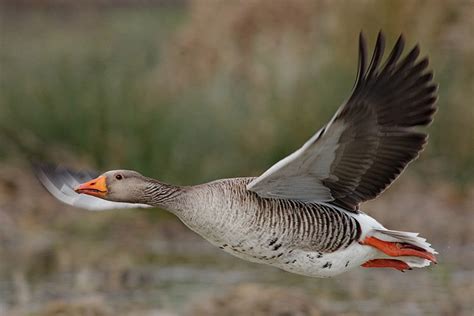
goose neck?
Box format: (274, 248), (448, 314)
(143, 179), (187, 211)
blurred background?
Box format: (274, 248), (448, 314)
(1, 0), (473, 315)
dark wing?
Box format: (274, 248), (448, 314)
(34, 163), (151, 211)
(247, 32), (437, 212)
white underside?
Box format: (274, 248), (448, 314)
(274, 241), (378, 278)
(272, 212), (382, 277)
(231, 210), (436, 278)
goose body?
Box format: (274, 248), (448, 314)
(36, 32), (438, 277)
(169, 178), (379, 277)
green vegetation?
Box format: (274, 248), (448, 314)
(0, 8), (187, 178)
(1, 2), (473, 185)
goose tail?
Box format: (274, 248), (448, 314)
(361, 229), (437, 271)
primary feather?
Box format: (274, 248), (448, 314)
(247, 32), (437, 212)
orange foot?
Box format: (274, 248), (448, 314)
(362, 259), (411, 271)
(360, 236), (437, 263)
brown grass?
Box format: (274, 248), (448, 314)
(187, 283), (322, 316)
(1, 158), (473, 315)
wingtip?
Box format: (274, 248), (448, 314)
(395, 33), (406, 55)
(397, 33), (405, 45)
(30, 159), (43, 173)
(358, 31), (367, 50)
(31, 161), (60, 183)
(408, 44), (421, 62)
(355, 31), (368, 89)
(31, 161), (50, 183)
(376, 30), (385, 43)
(377, 31), (386, 49)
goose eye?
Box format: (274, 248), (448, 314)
(115, 174), (123, 180)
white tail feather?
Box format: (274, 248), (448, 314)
(400, 257), (431, 268)
(373, 229), (437, 254)
(371, 229), (437, 269)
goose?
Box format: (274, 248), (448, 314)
(36, 32), (438, 277)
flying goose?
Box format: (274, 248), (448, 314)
(36, 32), (438, 277)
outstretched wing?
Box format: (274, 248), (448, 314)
(247, 32), (437, 212)
(34, 163), (151, 211)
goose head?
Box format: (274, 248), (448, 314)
(75, 170), (150, 203)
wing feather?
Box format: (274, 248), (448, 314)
(247, 32), (437, 212)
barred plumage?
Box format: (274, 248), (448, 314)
(174, 178), (361, 257)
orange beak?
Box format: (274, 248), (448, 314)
(75, 175), (108, 198)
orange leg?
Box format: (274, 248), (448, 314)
(360, 236), (437, 263)
(362, 259), (411, 271)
